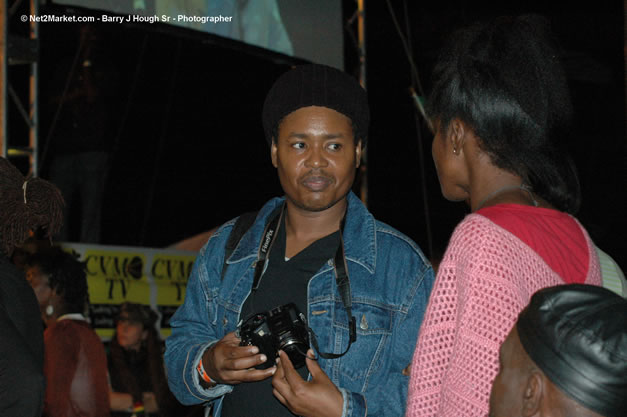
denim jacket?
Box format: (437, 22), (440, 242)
(165, 192), (434, 416)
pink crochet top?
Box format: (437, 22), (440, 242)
(405, 209), (601, 417)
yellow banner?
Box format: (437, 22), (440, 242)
(62, 243), (197, 341)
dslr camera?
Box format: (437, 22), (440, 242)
(238, 303), (309, 369)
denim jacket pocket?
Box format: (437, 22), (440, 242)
(332, 301), (394, 385)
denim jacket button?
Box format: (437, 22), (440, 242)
(327, 259), (334, 267)
(222, 317), (228, 327)
(360, 314), (368, 330)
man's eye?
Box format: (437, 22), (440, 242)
(291, 142), (306, 149)
(328, 143), (342, 151)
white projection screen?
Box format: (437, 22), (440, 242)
(49, 0), (345, 69)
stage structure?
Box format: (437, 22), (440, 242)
(1, 0), (40, 176)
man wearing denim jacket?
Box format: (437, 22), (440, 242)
(164, 64), (434, 417)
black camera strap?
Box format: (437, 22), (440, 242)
(312, 229), (357, 359)
(250, 203), (357, 359)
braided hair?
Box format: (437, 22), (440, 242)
(0, 157), (64, 257)
(25, 246), (89, 314)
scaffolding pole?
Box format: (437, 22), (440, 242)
(357, 0), (368, 205)
(1, 0), (39, 176)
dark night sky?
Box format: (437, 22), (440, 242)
(27, 1), (625, 268)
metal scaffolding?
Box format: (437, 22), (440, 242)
(1, 0), (39, 176)
(346, 0), (367, 205)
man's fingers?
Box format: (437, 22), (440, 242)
(273, 356), (285, 380)
(219, 344), (259, 359)
(221, 331), (240, 342)
(272, 388), (287, 406)
(223, 352), (270, 372)
(305, 349), (324, 379)
(277, 350), (302, 387)
(223, 365), (277, 384)
(271, 357), (292, 399)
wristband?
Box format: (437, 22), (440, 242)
(197, 357), (215, 385)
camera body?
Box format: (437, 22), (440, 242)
(239, 303), (309, 369)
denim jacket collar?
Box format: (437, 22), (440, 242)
(227, 191), (376, 275)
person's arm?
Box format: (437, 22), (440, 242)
(43, 323), (80, 417)
(109, 369), (134, 412)
(164, 239), (232, 405)
(0, 305), (45, 417)
(406, 218), (525, 417)
(164, 227), (275, 405)
(109, 391), (134, 412)
(142, 392), (158, 413)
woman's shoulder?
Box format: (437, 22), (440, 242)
(445, 211), (546, 267)
(46, 319), (100, 344)
(449, 212), (512, 244)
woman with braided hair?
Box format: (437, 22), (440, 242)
(0, 156), (64, 416)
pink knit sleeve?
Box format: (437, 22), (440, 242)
(405, 217), (526, 417)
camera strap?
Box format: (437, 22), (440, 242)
(250, 203), (357, 359)
(313, 230), (357, 359)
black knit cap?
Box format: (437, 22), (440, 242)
(517, 284), (627, 417)
(262, 64), (369, 145)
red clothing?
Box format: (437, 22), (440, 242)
(43, 318), (110, 417)
(478, 204), (588, 284)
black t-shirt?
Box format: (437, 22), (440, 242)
(221, 216), (340, 417)
(108, 348), (153, 417)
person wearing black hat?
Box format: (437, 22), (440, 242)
(165, 64), (434, 417)
(489, 284), (627, 417)
(109, 303), (198, 417)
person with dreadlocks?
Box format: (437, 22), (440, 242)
(25, 245), (110, 417)
(0, 156), (63, 417)
(108, 302), (198, 417)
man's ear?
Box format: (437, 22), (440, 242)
(271, 139), (278, 168)
(355, 140), (363, 168)
(521, 371), (543, 417)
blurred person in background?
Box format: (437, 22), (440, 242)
(46, 23), (118, 244)
(109, 302), (200, 417)
(25, 245), (110, 417)
(0, 156), (63, 417)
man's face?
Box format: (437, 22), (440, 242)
(271, 106), (361, 213)
(489, 326), (529, 417)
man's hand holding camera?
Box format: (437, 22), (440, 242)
(203, 331), (343, 417)
(272, 349), (343, 417)
(202, 332), (276, 385)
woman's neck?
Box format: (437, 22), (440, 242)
(467, 167), (535, 212)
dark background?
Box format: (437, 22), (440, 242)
(10, 1), (624, 268)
